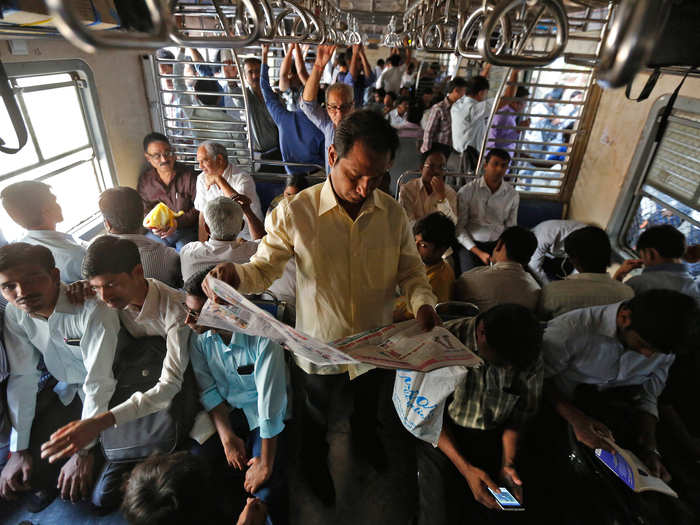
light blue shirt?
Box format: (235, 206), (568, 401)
(190, 330), (288, 439)
(542, 302), (675, 418)
(626, 263), (700, 303)
(300, 99), (335, 174)
(21, 230), (86, 283)
(4, 285), (119, 451)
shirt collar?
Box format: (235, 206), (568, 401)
(207, 238), (243, 248)
(24, 230), (73, 241)
(600, 302), (623, 339)
(318, 177), (385, 217)
(490, 261), (523, 271)
(567, 272), (614, 282)
(642, 263), (689, 274)
(53, 283), (78, 315)
(129, 278), (159, 321)
(477, 176), (505, 195)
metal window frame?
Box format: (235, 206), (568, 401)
(608, 94), (700, 260)
(1, 59), (117, 237)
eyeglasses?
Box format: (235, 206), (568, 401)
(327, 102), (354, 113)
(184, 305), (200, 323)
(147, 151), (174, 160)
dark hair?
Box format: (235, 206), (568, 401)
(243, 57), (261, 68)
(143, 132), (170, 152)
(83, 235), (141, 279)
(447, 76), (468, 95)
(337, 55), (347, 68)
(183, 266), (216, 299)
(484, 148), (511, 164)
(420, 147), (447, 165)
(156, 49), (174, 60)
(625, 290), (700, 354)
(374, 87), (386, 98)
(333, 110), (399, 162)
(637, 225), (686, 259)
(377, 59), (385, 67)
(0, 181), (54, 229)
(286, 173), (309, 192)
(385, 91), (397, 102)
(480, 304), (541, 369)
(499, 226), (538, 266)
(396, 96), (411, 106)
(564, 226), (611, 273)
(413, 212), (456, 250)
(466, 75), (490, 96)
(99, 187), (145, 234)
(194, 79), (221, 107)
(122, 452), (213, 525)
(0, 242), (55, 274)
(515, 86), (529, 99)
(389, 55), (401, 67)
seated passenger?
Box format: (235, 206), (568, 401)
(259, 45), (324, 176)
(195, 141), (264, 242)
(99, 187), (182, 288)
(0, 181), (85, 283)
(542, 290), (699, 481)
(614, 225), (700, 302)
(415, 304), (542, 524)
(529, 219), (586, 284)
(398, 149), (457, 226)
(122, 451), (267, 525)
(394, 212), (456, 321)
(180, 197), (258, 282)
(382, 91), (397, 115)
(456, 149), (519, 273)
(538, 226), (634, 319)
(267, 174), (310, 215)
(137, 132), (198, 251)
(386, 96), (410, 128)
(40, 237), (196, 476)
(185, 269), (289, 525)
(0, 243), (119, 511)
(454, 226), (540, 312)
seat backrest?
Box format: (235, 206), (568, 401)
(517, 199), (565, 229)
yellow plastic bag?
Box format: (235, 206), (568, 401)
(143, 203), (184, 230)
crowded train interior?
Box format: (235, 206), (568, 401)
(0, 0), (699, 524)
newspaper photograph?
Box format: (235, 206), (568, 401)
(197, 277), (359, 366)
(332, 320), (483, 372)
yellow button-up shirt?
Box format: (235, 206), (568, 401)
(398, 178), (458, 226)
(235, 179), (437, 375)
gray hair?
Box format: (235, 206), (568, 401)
(199, 141), (229, 163)
(325, 82), (354, 104)
(203, 196), (244, 241)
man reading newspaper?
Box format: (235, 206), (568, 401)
(203, 110), (439, 505)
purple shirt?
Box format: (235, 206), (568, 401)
(487, 104), (519, 153)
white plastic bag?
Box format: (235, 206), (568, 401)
(392, 366), (468, 446)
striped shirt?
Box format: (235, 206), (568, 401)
(113, 234), (181, 288)
(445, 316), (543, 430)
(421, 97), (454, 153)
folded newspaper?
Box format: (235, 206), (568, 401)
(199, 277), (482, 371)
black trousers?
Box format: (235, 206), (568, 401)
(457, 240), (498, 275)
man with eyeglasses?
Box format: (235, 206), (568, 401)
(300, 44), (356, 174)
(137, 133), (198, 251)
(398, 149), (457, 227)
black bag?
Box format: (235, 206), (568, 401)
(100, 330), (199, 463)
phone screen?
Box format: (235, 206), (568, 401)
(488, 487), (524, 511)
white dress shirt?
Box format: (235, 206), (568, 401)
(110, 279), (191, 427)
(180, 237), (259, 282)
(194, 164), (263, 241)
(387, 108), (408, 128)
(4, 285), (119, 451)
(543, 302), (675, 417)
(376, 65), (405, 95)
(22, 230), (86, 283)
(450, 96), (492, 154)
(529, 220), (586, 284)
(626, 263), (700, 303)
(456, 177), (519, 250)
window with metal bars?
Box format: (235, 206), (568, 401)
(611, 96), (700, 277)
(0, 61), (115, 242)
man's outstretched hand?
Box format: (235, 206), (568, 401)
(416, 304), (441, 332)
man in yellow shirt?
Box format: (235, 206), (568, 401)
(395, 212), (456, 321)
(204, 110), (438, 505)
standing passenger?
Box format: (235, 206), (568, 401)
(455, 149), (519, 272)
(137, 133), (198, 251)
(420, 77), (468, 158)
(202, 111), (439, 505)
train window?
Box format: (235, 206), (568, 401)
(610, 96), (700, 276)
(0, 61), (115, 242)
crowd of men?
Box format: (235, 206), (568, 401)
(0, 40), (698, 525)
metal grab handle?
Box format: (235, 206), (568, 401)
(457, 6), (511, 59)
(596, 0), (672, 89)
(44, 0), (173, 54)
(420, 22), (449, 52)
(0, 61), (28, 154)
(477, 0), (569, 67)
(170, 0), (262, 48)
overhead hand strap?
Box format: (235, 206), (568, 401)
(654, 66), (696, 142)
(624, 67), (661, 102)
(0, 60), (28, 154)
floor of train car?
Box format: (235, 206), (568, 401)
(0, 376), (417, 525)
